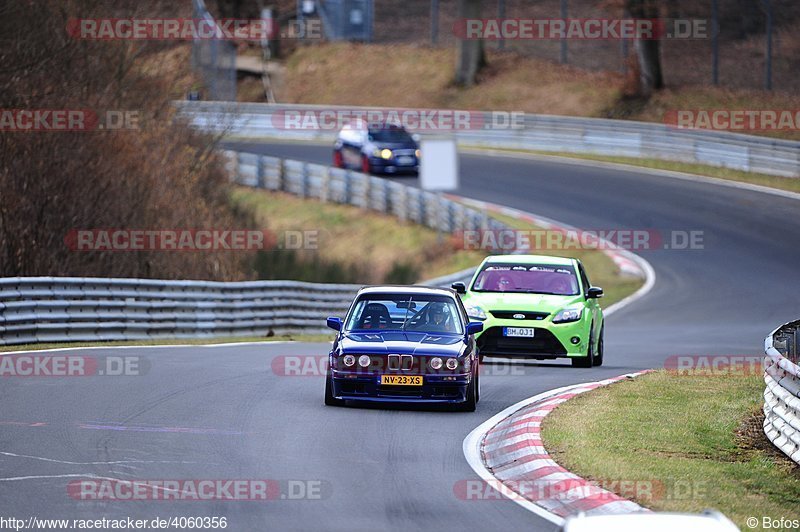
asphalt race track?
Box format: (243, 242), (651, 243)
(2, 142), (799, 531)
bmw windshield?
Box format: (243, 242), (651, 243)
(471, 264), (580, 296)
(344, 294), (464, 334)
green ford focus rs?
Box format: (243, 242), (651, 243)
(452, 255), (604, 368)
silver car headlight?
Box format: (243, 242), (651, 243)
(466, 305), (487, 321)
(552, 305), (583, 324)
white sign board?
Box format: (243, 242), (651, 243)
(419, 138), (459, 192)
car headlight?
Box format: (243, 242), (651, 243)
(415, 149), (420, 158)
(343, 354), (356, 367)
(465, 305), (487, 321)
(445, 358), (458, 370)
(429, 357), (443, 370)
(358, 354), (371, 367)
(552, 305), (583, 323)
(380, 149), (393, 160)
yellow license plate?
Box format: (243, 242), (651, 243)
(380, 375), (423, 386)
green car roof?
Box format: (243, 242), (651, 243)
(481, 254), (576, 266)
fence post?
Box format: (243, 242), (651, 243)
(763, 0), (773, 91)
(497, 0), (506, 51)
(447, 200), (455, 233)
(321, 167), (330, 203)
(397, 185), (407, 222)
(559, 0), (568, 64)
(300, 163), (309, 198)
(236, 152), (244, 184)
(279, 159), (286, 191)
(257, 156), (265, 188)
(711, 0), (719, 85)
(381, 179), (390, 213)
(430, 0), (439, 45)
(362, 174), (371, 210)
(344, 171), (352, 204)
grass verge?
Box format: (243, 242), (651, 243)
(231, 186), (487, 284)
(541, 371), (800, 529)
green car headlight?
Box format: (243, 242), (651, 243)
(552, 305), (583, 323)
(466, 305), (487, 321)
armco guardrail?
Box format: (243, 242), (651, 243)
(176, 101), (800, 178)
(763, 319), (800, 465)
(0, 277), (361, 345)
(225, 150), (508, 235)
(0, 153), (505, 346)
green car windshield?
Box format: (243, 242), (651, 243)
(471, 264), (580, 295)
(344, 294), (464, 334)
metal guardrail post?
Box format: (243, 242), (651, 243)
(279, 159), (287, 192)
(321, 167), (330, 202)
(397, 185), (407, 222)
(301, 163), (310, 198)
(256, 155), (265, 188)
(361, 173), (370, 210)
(344, 171), (352, 204)
(383, 179), (391, 214)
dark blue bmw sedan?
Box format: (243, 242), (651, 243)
(325, 286), (484, 411)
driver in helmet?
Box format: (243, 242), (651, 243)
(427, 302), (455, 333)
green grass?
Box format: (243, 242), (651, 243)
(469, 148), (800, 195)
(541, 371), (800, 529)
(0, 334), (336, 353)
(231, 186), (488, 284)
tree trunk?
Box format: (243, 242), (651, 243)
(454, 0), (485, 87)
(627, 0), (664, 95)
(634, 39), (663, 95)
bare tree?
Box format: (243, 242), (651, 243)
(627, 0), (664, 95)
(454, 0), (486, 86)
